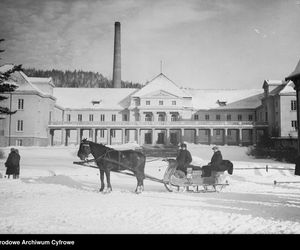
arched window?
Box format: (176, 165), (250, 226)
(145, 114), (152, 121)
(158, 114), (165, 121)
(171, 114), (178, 121)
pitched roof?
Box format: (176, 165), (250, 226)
(279, 81), (295, 95)
(132, 73), (191, 98)
(1, 64), (54, 97)
(187, 89), (263, 110)
(214, 93), (263, 110)
(53, 88), (138, 109)
(286, 58), (300, 81)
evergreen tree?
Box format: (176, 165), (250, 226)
(0, 39), (22, 116)
(23, 68), (142, 88)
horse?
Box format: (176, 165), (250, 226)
(77, 139), (146, 193)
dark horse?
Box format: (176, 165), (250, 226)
(77, 139), (146, 193)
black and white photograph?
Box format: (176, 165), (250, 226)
(1, 0), (300, 236)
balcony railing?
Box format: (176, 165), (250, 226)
(49, 120), (268, 127)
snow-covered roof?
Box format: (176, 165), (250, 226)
(264, 80), (284, 85)
(132, 73), (191, 98)
(18, 71), (50, 96)
(53, 88), (138, 109)
(279, 81), (295, 95)
(214, 93), (263, 110)
(187, 89), (263, 110)
(28, 77), (55, 87)
(1, 64), (55, 97)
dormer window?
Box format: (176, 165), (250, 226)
(217, 100), (227, 106)
(91, 100), (101, 105)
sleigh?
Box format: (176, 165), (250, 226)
(73, 156), (230, 193)
(162, 159), (229, 192)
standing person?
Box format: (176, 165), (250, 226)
(5, 148), (20, 179)
(201, 146), (223, 177)
(13, 149), (20, 179)
(176, 143), (192, 175)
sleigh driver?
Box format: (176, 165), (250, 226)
(176, 143), (192, 176)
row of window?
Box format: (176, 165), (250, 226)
(144, 113), (178, 122)
(86, 130), (116, 138)
(67, 114), (128, 122)
(14, 99), (298, 113)
(194, 114), (253, 121)
(65, 113), (257, 122)
(145, 100), (176, 106)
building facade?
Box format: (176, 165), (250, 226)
(2, 66), (297, 148)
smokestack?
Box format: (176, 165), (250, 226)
(112, 21), (121, 88)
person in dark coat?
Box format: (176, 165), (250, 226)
(176, 143), (192, 175)
(5, 148), (21, 179)
(295, 154), (300, 176)
(201, 146), (223, 177)
(14, 149), (20, 179)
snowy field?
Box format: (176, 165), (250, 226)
(0, 143), (300, 234)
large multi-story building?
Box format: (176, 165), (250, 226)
(0, 22), (298, 147)
(0, 65), (297, 148)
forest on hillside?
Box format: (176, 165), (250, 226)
(23, 68), (142, 88)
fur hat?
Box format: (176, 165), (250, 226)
(212, 145), (219, 150)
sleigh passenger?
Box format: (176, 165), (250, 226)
(176, 143), (192, 175)
(201, 146), (223, 177)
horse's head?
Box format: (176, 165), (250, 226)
(77, 138), (91, 160)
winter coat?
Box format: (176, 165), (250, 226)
(210, 150), (223, 170)
(176, 149), (192, 172)
(5, 151), (20, 175)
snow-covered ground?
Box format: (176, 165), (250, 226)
(0, 143), (300, 234)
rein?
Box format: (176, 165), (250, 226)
(83, 142), (125, 169)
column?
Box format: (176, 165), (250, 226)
(152, 112), (156, 122)
(224, 128), (228, 146)
(107, 128), (111, 145)
(91, 128), (95, 142)
(76, 128), (81, 144)
(48, 129), (54, 146)
(195, 129), (199, 144)
(136, 128), (141, 145)
(252, 128), (256, 146)
(166, 113), (171, 122)
(209, 128), (213, 145)
(166, 128), (170, 145)
(122, 128), (126, 144)
(65, 129), (70, 146)
(181, 128), (184, 143)
(61, 128), (66, 146)
(239, 128), (243, 146)
(152, 128), (155, 145)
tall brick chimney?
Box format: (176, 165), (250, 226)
(112, 21), (121, 88)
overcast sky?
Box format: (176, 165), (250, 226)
(1, 0), (300, 89)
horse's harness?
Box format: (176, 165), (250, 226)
(82, 143), (126, 170)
